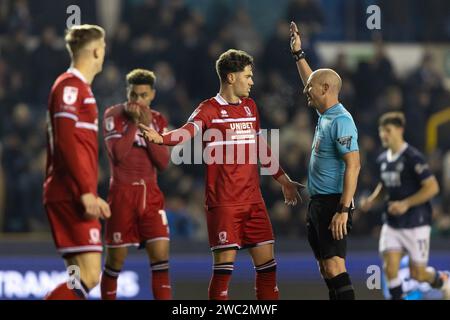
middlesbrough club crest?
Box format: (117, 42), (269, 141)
(63, 86), (78, 105)
(113, 232), (122, 244)
(218, 231), (228, 244)
(88, 228), (100, 244)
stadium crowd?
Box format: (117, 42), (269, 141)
(0, 0), (449, 241)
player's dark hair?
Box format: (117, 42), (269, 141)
(65, 24), (105, 58)
(216, 49), (254, 83)
(379, 112), (406, 128)
(126, 69), (156, 88)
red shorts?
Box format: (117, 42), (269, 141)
(206, 202), (275, 251)
(45, 201), (103, 256)
(105, 182), (170, 248)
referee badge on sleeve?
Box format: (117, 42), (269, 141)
(337, 136), (352, 150)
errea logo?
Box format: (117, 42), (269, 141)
(220, 109), (229, 117)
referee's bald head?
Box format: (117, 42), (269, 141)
(309, 68), (342, 96)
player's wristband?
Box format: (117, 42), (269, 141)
(336, 203), (350, 214)
(292, 49), (306, 61)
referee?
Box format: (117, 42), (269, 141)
(290, 22), (360, 300)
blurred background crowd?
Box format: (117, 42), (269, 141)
(0, 0), (449, 243)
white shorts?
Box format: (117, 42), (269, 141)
(379, 224), (431, 265)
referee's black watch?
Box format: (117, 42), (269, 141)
(292, 49), (306, 61)
(336, 203), (350, 214)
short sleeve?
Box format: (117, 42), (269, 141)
(409, 152), (433, 182)
(331, 116), (359, 155)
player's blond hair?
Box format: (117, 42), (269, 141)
(65, 24), (105, 58)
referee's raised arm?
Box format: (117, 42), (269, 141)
(289, 22), (360, 300)
(290, 21), (313, 86)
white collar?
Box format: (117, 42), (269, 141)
(214, 93), (241, 106)
(387, 142), (408, 162)
(67, 67), (89, 84)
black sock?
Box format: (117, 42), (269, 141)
(329, 272), (355, 300)
(324, 278), (337, 300)
(389, 284), (403, 300)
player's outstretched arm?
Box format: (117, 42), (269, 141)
(290, 21), (313, 86)
(139, 122), (197, 146)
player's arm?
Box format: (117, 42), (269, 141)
(329, 150), (360, 240)
(405, 176), (440, 207)
(53, 97), (94, 197)
(106, 122), (138, 164)
(340, 151), (361, 208)
(145, 118), (170, 171)
(388, 176), (440, 215)
(290, 21), (313, 86)
(54, 111), (102, 218)
(139, 122), (198, 146)
(104, 103), (142, 163)
(329, 117), (360, 240)
(146, 143), (170, 171)
(360, 182), (385, 212)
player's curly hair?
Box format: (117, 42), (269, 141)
(379, 111), (406, 128)
(65, 24), (105, 58)
(216, 49), (254, 83)
(126, 69), (156, 88)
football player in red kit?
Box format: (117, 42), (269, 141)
(140, 49), (303, 300)
(44, 25), (110, 300)
(100, 69), (171, 300)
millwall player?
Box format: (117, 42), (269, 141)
(361, 112), (450, 300)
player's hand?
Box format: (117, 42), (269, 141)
(138, 123), (163, 144)
(278, 175), (305, 206)
(329, 212), (348, 240)
(125, 102), (141, 124)
(97, 197), (111, 219)
(359, 197), (372, 213)
(138, 105), (152, 126)
(290, 21), (302, 53)
(388, 200), (409, 215)
(80, 193), (100, 219)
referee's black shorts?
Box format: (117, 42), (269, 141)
(306, 194), (353, 260)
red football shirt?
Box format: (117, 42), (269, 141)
(103, 104), (169, 187)
(162, 94), (284, 208)
(44, 68), (99, 203)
